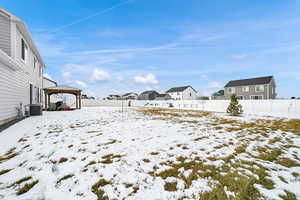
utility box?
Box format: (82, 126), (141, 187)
(29, 104), (43, 116)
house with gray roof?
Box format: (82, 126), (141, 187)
(138, 90), (159, 100)
(224, 76), (276, 100)
(122, 92), (138, 100)
(166, 86), (197, 100)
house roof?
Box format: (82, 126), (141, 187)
(212, 90), (224, 96)
(140, 90), (159, 95)
(44, 85), (81, 91)
(156, 93), (170, 97)
(166, 86), (197, 93)
(224, 76), (274, 87)
(122, 92), (138, 96)
(43, 76), (57, 86)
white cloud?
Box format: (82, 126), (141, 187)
(208, 81), (223, 89)
(74, 80), (87, 88)
(78, 42), (179, 54)
(231, 54), (247, 59)
(134, 73), (159, 84)
(91, 68), (111, 82)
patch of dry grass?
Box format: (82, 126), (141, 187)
(85, 160), (97, 167)
(91, 178), (111, 200)
(16, 180), (38, 195)
(58, 157), (68, 163)
(279, 190), (297, 200)
(164, 181), (177, 191)
(151, 155), (276, 198)
(0, 169), (12, 176)
(234, 144), (247, 153)
(139, 108), (212, 119)
(105, 139), (118, 145)
(0, 147), (18, 163)
(100, 154), (121, 164)
(56, 174), (74, 185)
(142, 159), (150, 163)
(149, 152), (160, 155)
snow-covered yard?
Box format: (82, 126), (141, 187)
(0, 107), (299, 200)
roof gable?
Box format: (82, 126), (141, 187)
(225, 76), (273, 87)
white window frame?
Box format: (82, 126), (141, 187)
(242, 86), (249, 92)
(21, 38), (28, 63)
(250, 95), (263, 100)
(255, 85), (264, 92)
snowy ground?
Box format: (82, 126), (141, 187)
(0, 107), (299, 200)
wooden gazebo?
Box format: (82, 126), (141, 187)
(43, 85), (82, 110)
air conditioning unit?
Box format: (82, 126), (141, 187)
(29, 104), (43, 116)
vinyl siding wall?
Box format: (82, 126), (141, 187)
(0, 11), (11, 56)
(0, 17), (43, 125)
(168, 87), (197, 100)
(224, 82), (276, 100)
(0, 53), (28, 125)
(182, 87), (197, 100)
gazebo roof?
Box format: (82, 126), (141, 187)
(43, 85), (81, 94)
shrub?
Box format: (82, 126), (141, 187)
(227, 94), (243, 116)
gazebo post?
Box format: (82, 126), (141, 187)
(79, 93), (81, 109)
(75, 94), (78, 109)
(47, 94), (50, 110)
(45, 93), (48, 110)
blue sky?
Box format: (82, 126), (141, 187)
(2, 0), (300, 98)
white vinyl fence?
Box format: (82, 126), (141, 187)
(81, 99), (300, 118)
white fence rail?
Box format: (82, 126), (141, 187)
(81, 99), (300, 118)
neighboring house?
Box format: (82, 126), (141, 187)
(81, 94), (95, 99)
(211, 90), (225, 100)
(166, 86), (198, 100)
(81, 94), (89, 99)
(155, 93), (171, 100)
(104, 95), (121, 100)
(122, 93), (138, 100)
(42, 77), (63, 105)
(0, 8), (45, 126)
(224, 76), (276, 100)
(138, 90), (159, 100)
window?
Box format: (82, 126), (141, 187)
(189, 93), (192, 97)
(251, 95), (263, 100)
(21, 39), (28, 62)
(34, 58), (36, 69)
(242, 86), (249, 92)
(237, 96), (243, 100)
(228, 87), (235, 93)
(177, 92), (180, 95)
(255, 85), (264, 92)
(39, 65), (42, 76)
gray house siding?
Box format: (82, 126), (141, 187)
(224, 82), (276, 100)
(0, 10), (11, 56)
